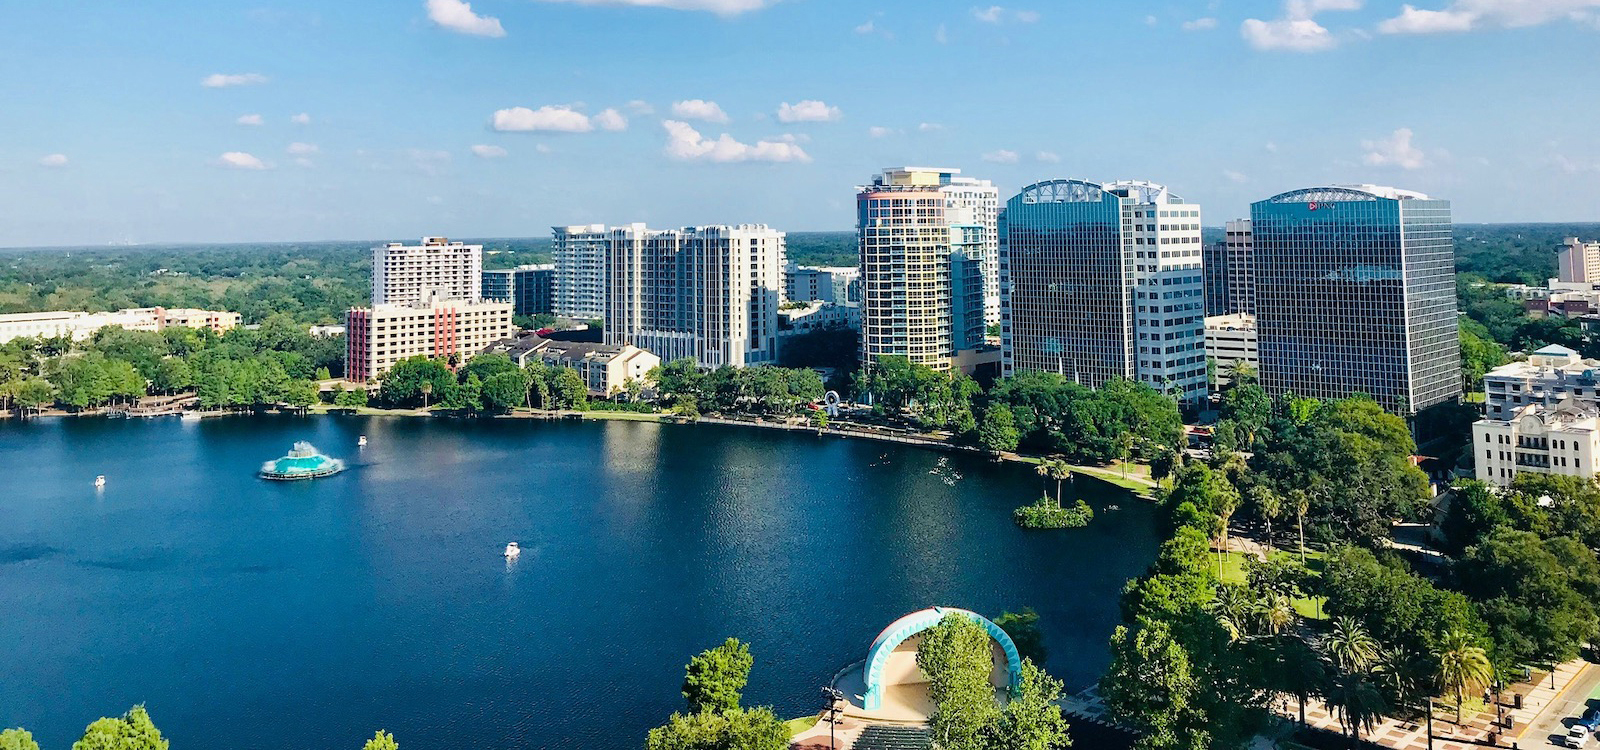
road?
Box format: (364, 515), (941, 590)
(1522, 665), (1600, 750)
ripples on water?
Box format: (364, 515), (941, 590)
(0, 416), (1159, 749)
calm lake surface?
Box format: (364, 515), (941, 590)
(0, 416), (1159, 749)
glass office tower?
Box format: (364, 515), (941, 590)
(1000, 179), (1207, 406)
(1250, 185), (1460, 413)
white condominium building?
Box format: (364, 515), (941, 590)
(786, 265), (862, 306)
(345, 294), (513, 381)
(606, 224), (786, 368)
(1475, 397), (1600, 487)
(1558, 238), (1600, 285)
(372, 237), (483, 306)
(857, 167), (991, 372)
(0, 307), (240, 344)
(1000, 179), (1208, 405)
(553, 224), (612, 321)
(1483, 344), (1600, 420)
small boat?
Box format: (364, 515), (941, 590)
(94, 475), (106, 488)
(181, 411), (201, 422)
(358, 435), (368, 447)
(504, 542), (521, 558)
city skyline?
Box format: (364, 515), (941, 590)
(4, 0), (1600, 247)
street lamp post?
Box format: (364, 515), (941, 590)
(820, 686), (845, 750)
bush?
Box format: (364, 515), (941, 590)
(1013, 496), (1094, 530)
(586, 400), (658, 414)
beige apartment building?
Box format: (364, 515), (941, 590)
(0, 306), (240, 344)
(345, 295), (513, 381)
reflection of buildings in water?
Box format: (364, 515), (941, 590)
(601, 420), (663, 476)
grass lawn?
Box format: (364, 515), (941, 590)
(582, 411), (667, 422)
(783, 716), (818, 737)
(1210, 547), (1329, 619)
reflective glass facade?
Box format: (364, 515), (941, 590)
(1251, 187), (1461, 412)
(1000, 180), (1207, 405)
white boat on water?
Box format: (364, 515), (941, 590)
(358, 435), (368, 447)
(94, 475), (106, 488)
(181, 412), (201, 422)
(504, 542), (521, 558)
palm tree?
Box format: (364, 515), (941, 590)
(1277, 635), (1327, 726)
(1048, 459), (1072, 508)
(1290, 488), (1311, 564)
(1320, 617), (1379, 675)
(1374, 647), (1432, 721)
(1435, 630), (1492, 724)
(1328, 672), (1386, 741)
(1259, 594), (1297, 636)
(1209, 584), (1254, 641)
(1034, 459), (1052, 500)
(420, 380), (433, 409)
(1250, 484), (1284, 548)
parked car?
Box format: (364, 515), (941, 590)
(1580, 708), (1600, 732)
(1568, 725), (1590, 748)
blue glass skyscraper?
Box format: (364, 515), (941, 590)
(1250, 185), (1460, 413)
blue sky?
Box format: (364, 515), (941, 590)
(3, 0), (1598, 246)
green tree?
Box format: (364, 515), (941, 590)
(72, 705), (168, 750)
(916, 612), (1001, 750)
(993, 608), (1048, 665)
(1100, 619), (1204, 750)
(982, 659), (1071, 750)
(643, 706), (788, 750)
(550, 367), (589, 410)
(481, 370), (529, 414)
(682, 638), (754, 715)
(12, 378), (56, 414)
(0, 728), (39, 750)
(335, 386), (369, 408)
(1435, 629), (1492, 724)
(1458, 528), (1600, 667)
(151, 357), (192, 395)
(649, 358), (704, 409)
(1320, 616), (1379, 675)
(361, 730), (398, 750)
(281, 378), (318, 408)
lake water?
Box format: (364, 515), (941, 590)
(0, 416), (1158, 749)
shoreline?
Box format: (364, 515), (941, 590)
(4, 404), (1160, 498)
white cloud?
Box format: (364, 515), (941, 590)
(1377, 0), (1600, 34)
(982, 149), (1020, 164)
(236, 114), (264, 126)
(661, 120), (810, 163)
(671, 99), (730, 123)
(1145, 14), (1160, 25)
(868, 126), (897, 138)
(216, 152), (268, 170)
(291, 113), (312, 125)
(973, 5), (1004, 22)
(426, 0), (506, 37)
(491, 105), (595, 132)
(855, 19), (875, 33)
(1224, 169), (1249, 183)
(471, 144), (509, 158)
(593, 108), (628, 131)
(918, 122), (945, 132)
(1362, 127), (1428, 169)
(777, 100), (842, 123)
(38, 154), (68, 168)
(287, 142), (319, 155)
(626, 100), (654, 115)
(529, 0), (776, 16)
(201, 73), (268, 88)
(1241, 0), (1362, 51)
(1035, 151), (1061, 163)
(1182, 17), (1219, 30)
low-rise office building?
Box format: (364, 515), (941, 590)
(1483, 344), (1600, 420)
(483, 333), (660, 397)
(785, 265), (861, 305)
(0, 306), (240, 344)
(345, 295), (513, 382)
(778, 301), (861, 338)
(1474, 397), (1600, 487)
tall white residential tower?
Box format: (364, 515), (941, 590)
(552, 224), (611, 321)
(371, 237), (483, 306)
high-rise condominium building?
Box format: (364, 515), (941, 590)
(857, 167), (992, 372)
(1251, 185), (1460, 413)
(371, 237), (483, 306)
(1000, 179), (1208, 405)
(345, 294), (513, 381)
(1558, 237), (1600, 284)
(552, 224), (610, 321)
(1224, 219), (1256, 315)
(482, 264), (555, 317)
(605, 224), (786, 368)
(1203, 240), (1232, 317)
